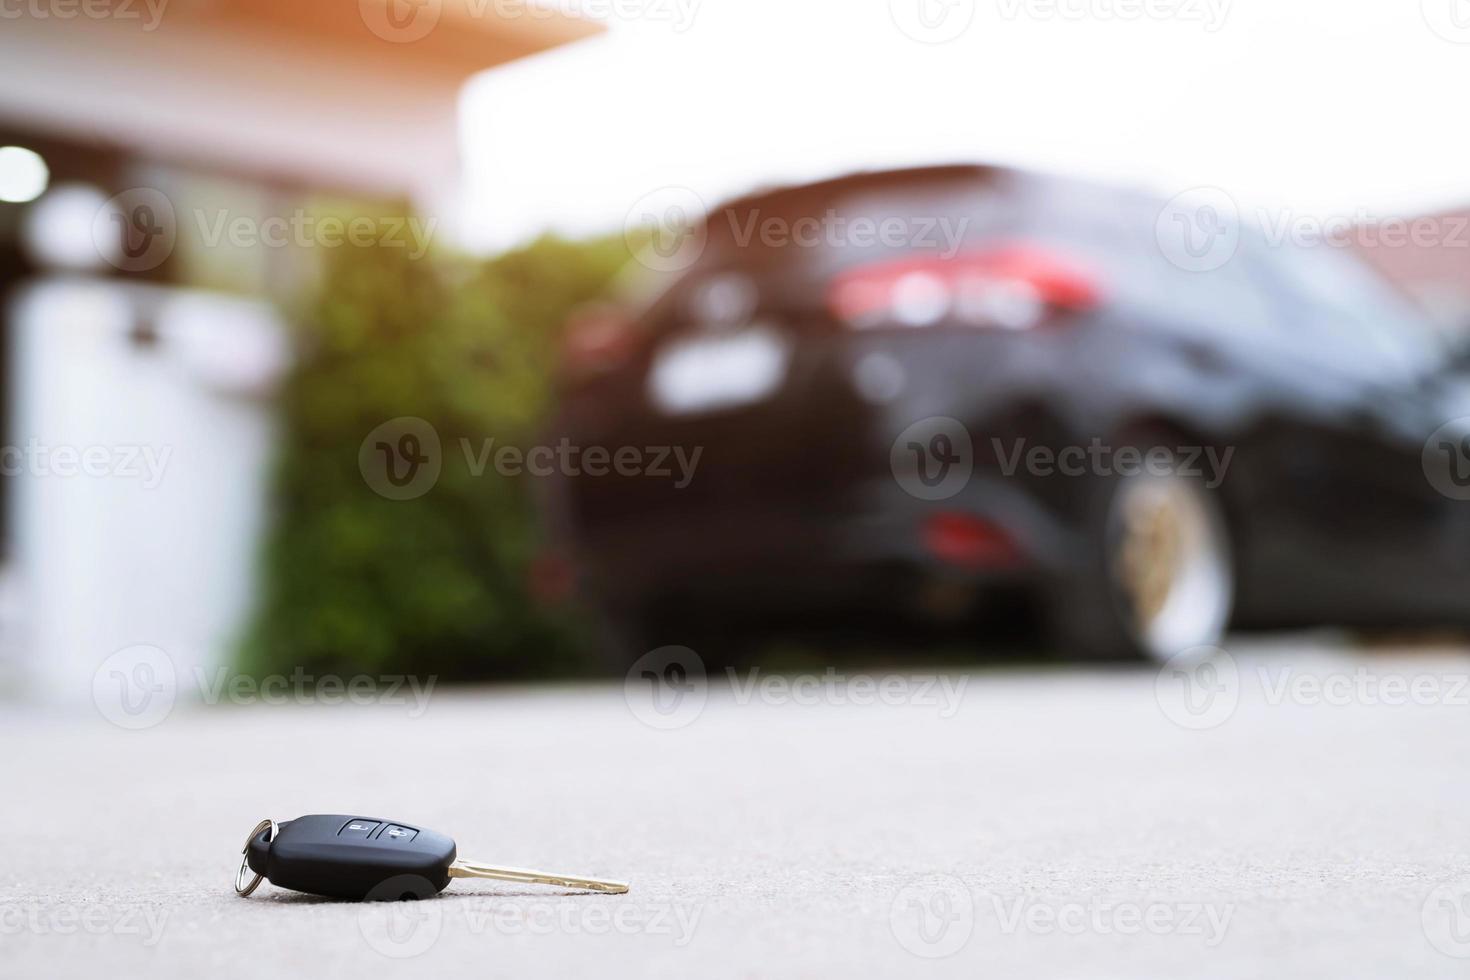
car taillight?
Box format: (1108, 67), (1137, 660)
(561, 304), (639, 381)
(923, 512), (1020, 569)
(827, 244), (1103, 330)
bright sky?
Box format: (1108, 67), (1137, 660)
(459, 0), (1470, 253)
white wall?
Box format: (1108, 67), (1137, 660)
(7, 279), (286, 702)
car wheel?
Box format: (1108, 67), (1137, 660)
(1051, 457), (1235, 662)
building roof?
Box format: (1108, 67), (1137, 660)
(183, 0), (603, 84)
(1352, 207), (1470, 327)
(0, 0), (603, 196)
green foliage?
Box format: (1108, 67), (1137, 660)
(239, 233), (635, 681)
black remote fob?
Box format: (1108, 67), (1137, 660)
(239, 814), (629, 900)
(246, 815), (456, 900)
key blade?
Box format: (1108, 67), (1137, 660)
(448, 859), (629, 894)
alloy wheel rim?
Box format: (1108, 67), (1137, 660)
(1108, 470), (1233, 660)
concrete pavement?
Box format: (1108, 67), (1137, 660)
(4, 635), (1470, 978)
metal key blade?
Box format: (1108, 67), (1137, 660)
(448, 859), (629, 894)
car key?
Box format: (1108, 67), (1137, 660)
(234, 815), (629, 901)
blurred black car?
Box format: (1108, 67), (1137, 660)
(542, 165), (1470, 662)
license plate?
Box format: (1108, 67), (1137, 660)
(647, 326), (790, 416)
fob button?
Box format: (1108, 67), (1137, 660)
(338, 820), (380, 839)
(381, 825), (418, 842)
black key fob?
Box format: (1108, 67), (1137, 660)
(237, 813), (628, 900)
(246, 814), (457, 901)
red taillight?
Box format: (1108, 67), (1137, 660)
(827, 244), (1102, 330)
(923, 512), (1020, 568)
(561, 304), (638, 380)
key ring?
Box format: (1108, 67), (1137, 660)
(234, 818), (278, 897)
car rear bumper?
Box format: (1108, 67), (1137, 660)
(559, 473), (1075, 615)
(543, 329), (1094, 616)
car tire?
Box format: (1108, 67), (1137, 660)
(1048, 444), (1236, 662)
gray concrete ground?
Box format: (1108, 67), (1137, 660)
(4, 635), (1470, 979)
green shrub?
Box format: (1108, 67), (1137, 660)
(239, 233), (635, 681)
